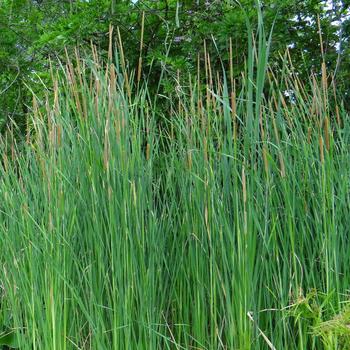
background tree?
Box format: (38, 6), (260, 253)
(1, 0), (349, 132)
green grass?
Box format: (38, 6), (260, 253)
(0, 22), (350, 349)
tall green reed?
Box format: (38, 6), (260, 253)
(0, 14), (350, 350)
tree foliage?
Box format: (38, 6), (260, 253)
(1, 0), (349, 130)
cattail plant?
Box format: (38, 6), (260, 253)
(0, 9), (349, 350)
